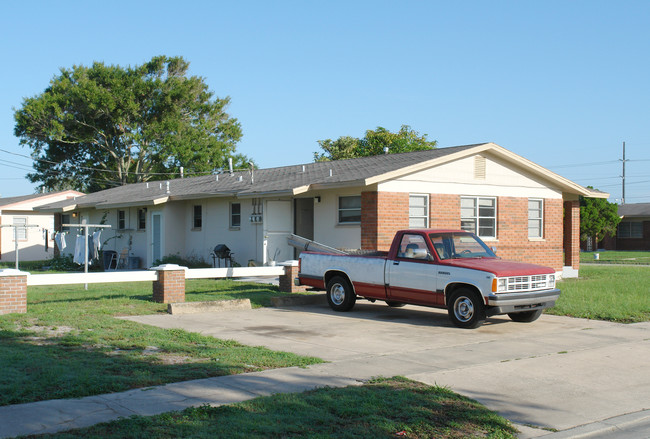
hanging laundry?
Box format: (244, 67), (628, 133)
(73, 235), (85, 264)
(54, 232), (67, 251)
(92, 230), (102, 260)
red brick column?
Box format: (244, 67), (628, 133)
(0, 269), (28, 315)
(563, 200), (581, 269)
(361, 191), (409, 251)
(279, 262), (308, 293)
(152, 265), (186, 303)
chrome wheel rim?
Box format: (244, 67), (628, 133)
(330, 283), (346, 305)
(454, 296), (474, 322)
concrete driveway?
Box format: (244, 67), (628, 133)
(127, 297), (650, 437)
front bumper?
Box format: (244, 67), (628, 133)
(486, 288), (561, 315)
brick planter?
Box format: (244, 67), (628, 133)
(0, 269), (28, 315)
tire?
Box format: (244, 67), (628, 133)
(386, 301), (406, 308)
(508, 309), (543, 323)
(326, 276), (356, 312)
(447, 288), (486, 329)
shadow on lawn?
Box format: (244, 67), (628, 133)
(0, 328), (249, 407)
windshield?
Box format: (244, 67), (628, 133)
(428, 232), (496, 260)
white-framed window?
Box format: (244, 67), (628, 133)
(528, 199), (543, 238)
(338, 195), (361, 224)
(117, 210), (126, 230)
(461, 196), (497, 238)
(13, 217), (27, 240)
(230, 202), (241, 228)
(409, 194), (429, 228)
(618, 221), (643, 238)
(193, 205), (202, 229)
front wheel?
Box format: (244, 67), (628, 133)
(508, 309), (543, 323)
(326, 276), (356, 312)
(447, 288), (486, 329)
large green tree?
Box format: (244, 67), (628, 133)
(314, 125), (437, 161)
(14, 56), (249, 192)
(580, 191), (621, 243)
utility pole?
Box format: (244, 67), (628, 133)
(620, 141), (628, 205)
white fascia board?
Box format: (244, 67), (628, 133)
(43, 203), (80, 213)
(97, 197), (169, 209)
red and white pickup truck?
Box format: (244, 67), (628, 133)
(297, 229), (560, 328)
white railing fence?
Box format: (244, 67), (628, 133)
(26, 265), (287, 287)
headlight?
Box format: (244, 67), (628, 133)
(548, 275), (555, 288)
(497, 278), (507, 292)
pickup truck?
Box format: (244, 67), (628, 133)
(297, 229), (560, 328)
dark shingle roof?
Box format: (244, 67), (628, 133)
(39, 144), (483, 210)
(619, 203), (650, 217)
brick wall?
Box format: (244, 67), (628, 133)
(430, 194), (461, 229)
(152, 268), (186, 303)
(0, 272), (27, 315)
(493, 197), (564, 270)
(361, 191), (568, 271)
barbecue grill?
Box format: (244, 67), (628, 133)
(211, 244), (233, 267)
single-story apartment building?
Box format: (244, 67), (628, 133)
(600, 203), (650, 251)
(0, 190), (84, 262)
(38, 143), (607, 277)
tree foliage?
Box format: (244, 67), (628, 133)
(14, 56), (249, 192)
(314, 125), (437, 161)
(580, 192), (621, 241)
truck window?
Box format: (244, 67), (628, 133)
(397, 234), (428, 259)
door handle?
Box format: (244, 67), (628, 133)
(393, 261), (399, 265)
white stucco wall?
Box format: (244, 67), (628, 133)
(311, 187), (362, 250)
(378, 154), (563, 199)
(0, 212), (54, 262)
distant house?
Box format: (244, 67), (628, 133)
(0, 190), (84, 262)
(37, 143), (607, 277)
(601, 203), (650, 251)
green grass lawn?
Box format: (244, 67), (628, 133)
(580, 250), (650, 265)
(550, 265), (650, 322)
(24, 377), (517, 439)
(0, 279), (321, 406)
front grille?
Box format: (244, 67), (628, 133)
(505, 274), (553, 292)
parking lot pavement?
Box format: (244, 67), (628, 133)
(125, 300), (650, 437)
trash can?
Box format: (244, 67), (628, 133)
(127, 256), (140, 270)
(103, 250), (117, 270)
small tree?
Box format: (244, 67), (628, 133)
(314, 125), (436, 161)
(580, 193), (621, 246)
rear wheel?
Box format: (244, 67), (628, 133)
(326, 276), (356, 312)
(447, 288), (486, 329)
(508, 309), (543, 323)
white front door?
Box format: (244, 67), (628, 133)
(264, 200), (293, 264)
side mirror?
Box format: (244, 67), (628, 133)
(491, 246), (498, 254)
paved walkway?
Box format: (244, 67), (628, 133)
(2, 301), (649, 438)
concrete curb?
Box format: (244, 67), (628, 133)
(168, 299), (251, 314)
(270, 293), (326, 307)
(530, 410), (650, 439)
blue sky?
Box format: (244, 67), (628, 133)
(1, 0), (648, 202)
